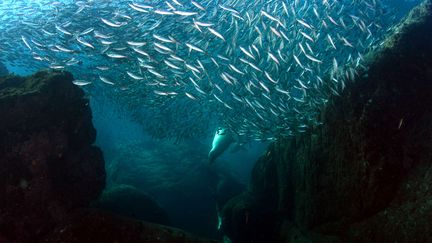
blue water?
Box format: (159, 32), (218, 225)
(0, 0), (423, 239)
(90, 95), (264, 237)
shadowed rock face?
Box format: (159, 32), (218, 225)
(93, 184), (171, 226)
(222, 1), (432, 242)
(0, 70), (106, 242)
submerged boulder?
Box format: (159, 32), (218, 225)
(222, 0), (432, 242)
(94, 184), (171, 225)
(0, 70), (106, 242)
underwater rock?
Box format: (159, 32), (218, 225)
(0, 61), (7, 76)
(93, 184), (170, 225)
(0, 70), (106, 242)
(105, 141), (245, 239)
(221, 154), (282, 243)
(214, 173), (245, 212)
(45, 209), (219, 243)
(222, 0), (432, 242)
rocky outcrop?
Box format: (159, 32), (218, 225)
(0, 70), (106, 242)
(222, 0), (432, 242)
(93, 184), (171, 225)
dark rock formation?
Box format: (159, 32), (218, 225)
(214, 174), (245, 212)
(0, 61), (8, 76)
(0, 70), (106, 242)
(222, 1), (432, 242)
(94, 184), (171, 225)
(46, 209), (219, 243)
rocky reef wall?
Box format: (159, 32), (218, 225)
(0, 71), (106, 242)
(222, 0), (432, 242)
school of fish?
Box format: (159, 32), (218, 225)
(0, 0), (400, 141)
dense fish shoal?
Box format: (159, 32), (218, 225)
(0, 0), (403, 141)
